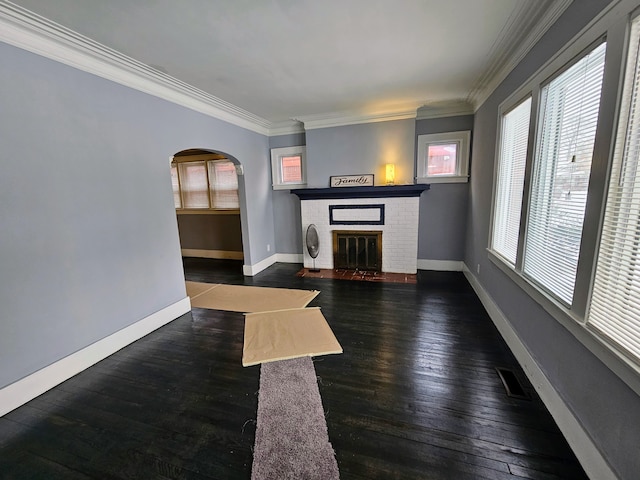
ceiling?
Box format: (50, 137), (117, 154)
(6, 0), (571, 129)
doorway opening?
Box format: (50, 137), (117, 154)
(171, 149), (245, 270)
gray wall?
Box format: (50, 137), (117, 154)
(416, 115), (473, 261)
(0, 41), (273, 389)
(306, 119), (416, 187)
(465, 0), (640, 478)
(177, 214), (243, 252)
(271, 118), (471, 262)
(274, 122), (418, 256)
(269, 133), (306, 255)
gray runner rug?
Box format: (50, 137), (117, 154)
(251, 356), (340, 480)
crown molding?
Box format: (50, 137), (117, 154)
(295, 108), (418, 130)
(0, 1), (271, 135)
(467, 0), (573, 110)
(268, 119), (306, 136)
(416, 100), (474, 120)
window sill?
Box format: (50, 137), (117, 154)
(176, 209), (240, 215)
(416, 175), (468, 184)
(273, 183), (306, 191)
(486, 248), (640, 397)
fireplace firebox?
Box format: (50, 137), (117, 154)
(332, 230), (382, 271)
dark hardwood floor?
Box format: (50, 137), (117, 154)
(0, 258), (588, 479)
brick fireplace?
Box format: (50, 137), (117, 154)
(292, 185), (429, 274)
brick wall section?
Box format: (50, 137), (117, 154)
(301, 197), (419, 273)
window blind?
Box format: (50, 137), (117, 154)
(179, 161), (210, 208)
(492, 97), (532, 264)
(588, 20), (640, 364)
(171, 165), (181, 209)
(208, 160), (239, 209)
(524, 41), (607, 304)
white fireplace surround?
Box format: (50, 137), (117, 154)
(300, 196), (420, 274)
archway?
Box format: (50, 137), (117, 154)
(170, 148), (249, 272)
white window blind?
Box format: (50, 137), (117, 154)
(588, 20), (640, 364)
(492, 97), (532, 264)
(171, 164), (181, 209)
(524, 41), (607, 304)
(179, 161), (210, 208)
(208, 160), (239, 209)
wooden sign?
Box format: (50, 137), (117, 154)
(329, 174), (374, 188)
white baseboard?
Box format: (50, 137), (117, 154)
(0, 297), (191, 418)
(243, 254), (277, 276)
(417, 259), (464, 271)
(462, 264), (616, 480)
(276, 253), (303, 263)
(181, 248), (244, 260)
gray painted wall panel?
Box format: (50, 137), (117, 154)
(417, 184), (468, 261)
(0, 41), (273, 388)
(272, 193), (302, 254)
(177, 215), (243, 251)
(306, 119), (416, 187)
(269, 134), (306, 255)
(415, 115), (473, 261)
(465, 0), (640, 477)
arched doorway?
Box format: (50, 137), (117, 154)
(170, 148), (247, 271)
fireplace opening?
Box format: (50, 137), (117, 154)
(333, 230), (382, 271)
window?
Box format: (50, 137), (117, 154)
(208, 161), (239, 209)
(171, 157), (239, 210)
(271, 146), (306, 190)
(588, 18), (640, 364)
(491, 97), (532, 265)
(179, 161), (210, 208)
(524, 41), (606, 304)
(416, 131), (471, 183)
(486, 6), (640, 387)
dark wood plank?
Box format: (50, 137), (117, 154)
(0, 258), (588, 479)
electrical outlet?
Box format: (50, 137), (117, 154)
(477, 263), (481, 275)
(267, 244), (271, 252)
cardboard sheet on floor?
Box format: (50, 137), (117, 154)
(187, 282), (320, 313)
(185, 281), (218, 300)
(243, 307), (343, 366)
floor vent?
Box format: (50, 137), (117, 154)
(495, 367), (530, 400)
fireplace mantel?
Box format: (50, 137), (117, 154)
(291, 184), (429, 200)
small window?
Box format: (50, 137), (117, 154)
(416, 131), (471, 184)
(271, 146), (306, 190)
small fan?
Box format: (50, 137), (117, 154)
(305, 224), (320, 272)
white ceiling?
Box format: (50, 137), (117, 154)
(7, 0), (570, 127)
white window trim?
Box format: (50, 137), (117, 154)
(270, 146), (307, 190)
(416, 131), (471, 184)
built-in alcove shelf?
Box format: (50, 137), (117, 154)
(291, 184), (430, 200)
